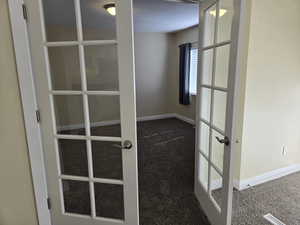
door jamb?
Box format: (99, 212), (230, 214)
(8, 0), (52, 225)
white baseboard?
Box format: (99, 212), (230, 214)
(137, 113), (176, 122)
(57, 113), (194, 131)
(235, 164), (300, 191)
(173, 113), (195, 125)
(58, 119), (121, 131)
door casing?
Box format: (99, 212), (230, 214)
(7, 0), (52, 224)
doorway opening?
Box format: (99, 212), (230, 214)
(133, 0), (210, 224)
(10, 0), (241, 224)
(132, 0), (237, 224)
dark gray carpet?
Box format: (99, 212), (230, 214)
(230, 172), (300, 225)
(137, 118), (210, 225)
(212, 172), (300, 225)
(59, 118), (210, 225)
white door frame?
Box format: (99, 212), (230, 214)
(8, 0), (52, 225)
(26, 0), (139, 222)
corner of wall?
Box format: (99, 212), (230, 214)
(233, 0), (253, 183)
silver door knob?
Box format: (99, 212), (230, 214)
(215, 136), (230, 146)
(122, 140), (133, 150)
(114, 140), (133, 150)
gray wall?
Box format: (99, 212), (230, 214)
(46, 29), (171, 129)
(134, 32), (170, 117)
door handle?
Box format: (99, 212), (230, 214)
(215, 136), (230, 146)
(114, 140), (133, 150)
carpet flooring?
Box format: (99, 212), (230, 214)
(230, 172), (300, 225)
(137, 119), (300, 225)
(137, 118), (210, 225)
(60, 118), (210, 225)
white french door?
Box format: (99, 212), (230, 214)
(25, 0), (139, 225)
(195, 0), (241, 225)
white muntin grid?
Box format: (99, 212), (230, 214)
(39, 0), (125, 222)
(196, 0), (232, 213)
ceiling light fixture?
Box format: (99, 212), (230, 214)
(104, 3), (116, 16)
(210, 9), (227, 17)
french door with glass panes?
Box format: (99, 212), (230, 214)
(195, 0), (241, 225)
(25, 0), (139, 224)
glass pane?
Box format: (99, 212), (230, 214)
(42, 0), (77, 42)
(199, 154), (209, 191)
(210, 166), (223, 211)
(215, 45), (230, 88)
(48, 46), (81, 91)
(211, 129), (225, 172)
(213, 90), (227, 131)
(217, 0), (234, 43)
(202, 49), (214, 85)
(58, 139), (88, 177)
(94, 183), (124, 219)
(85, 45), (119, 91)
(199, 122), (210, 157)
(53, 95), (86, 135)
(200, 88), (211, 121)
(204, 4), (217, 47)
(89, 95), (121, 137)
(62, 180), (91, 215)
(92, 141), (123, 179)
(81, 0), (117, 40)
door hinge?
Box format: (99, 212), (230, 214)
(22, 4), (28, 21)
(47, 198), (51, 210)
(36, 110), (41, 123)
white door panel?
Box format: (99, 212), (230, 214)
(195, 0), (242, 224)
(25, 0), (139, 224)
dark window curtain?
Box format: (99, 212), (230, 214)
(179, 43), (192, 105)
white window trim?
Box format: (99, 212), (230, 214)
(189, 46), (198, 96)
(8, 1), (52, 225)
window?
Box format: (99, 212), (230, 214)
(190, 48), (198, 95)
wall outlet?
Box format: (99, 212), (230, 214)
(282, 146), (287, 156)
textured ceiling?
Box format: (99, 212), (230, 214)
(43, 0), (199, 33)
(133, 0), (199, 32)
